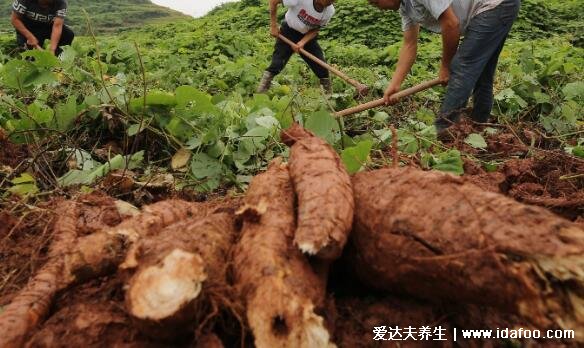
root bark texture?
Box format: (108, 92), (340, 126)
(234, 159), (334, 348)
(281, 123), (354, 260)
(351, 167), (584, 334)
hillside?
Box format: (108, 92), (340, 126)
(0, 0), (583, 346)
(0, 0), (188, 34)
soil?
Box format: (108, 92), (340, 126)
(439, 119), (584, 220)
(0, 129), (29, 169)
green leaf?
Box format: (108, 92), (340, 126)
(563, 81), (584, 100)
(127, 123), (146, 136)
(572, 146), (584, 159)
(305, 110), (340, 145)
(432, 150), (464, 175)
(54, 98), (78, 131)
(464, 133), (488, 149)
(190, 153), (223, 179)
(8, 183), (39, 196)
(341, 140), (373, 174)
(22, 50), (60, 69)
(9, 173), (39, 196)
(483, 162), (499, 173)
(11, 173), (35, 184)
(255, 116), (280, 129)
(23, 70), (58, 86)
(0, 60), (36, 89)
(58, 151), (144, 187)
(27, 102), (54, 125)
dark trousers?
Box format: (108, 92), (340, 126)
(266, 21), (329, 79)
(438, 0), (521, 126)
(16, 20), (75, 54)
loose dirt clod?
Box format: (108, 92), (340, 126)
(281, 123), (354, 260)
(351, 167), (584, 336)
(234, 159), (334, 348)
(124, 210), (237, 339)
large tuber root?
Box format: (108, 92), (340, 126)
(281, 123), (354, 260)
(351, 167), (584, 335)
(0, 199), (207, 347)
(0, 201), (78, 348)
(123, 210), (237, 339)
(64, 199), (210, 284)
(234, 159), (334, 348)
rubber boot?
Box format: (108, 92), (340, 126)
(256, 71), (274, 93)
(320, 77), (332, 94)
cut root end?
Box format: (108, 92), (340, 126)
(128, 249), (207, 321)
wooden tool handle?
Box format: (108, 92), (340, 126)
(335, 79), (442, 118)
(278, 34), (363, 89)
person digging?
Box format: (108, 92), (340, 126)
(257, 0), (336, 94)
(368, 0), (520, 135)
(11, 0), (74, 56)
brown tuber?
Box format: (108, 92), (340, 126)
(123, 210), (237, 338)
(350, 167), (584, 336)
(234, 159), (334, 347)
(281, 123), (354, 260)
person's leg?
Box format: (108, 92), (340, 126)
(259, 22), (300, 92)
(301, 38), (329, 79)
(436, 0), (521, 131)
(58, 25), (74, 46)
(301, 38), (331, 93)
(470, 39), (505, 123)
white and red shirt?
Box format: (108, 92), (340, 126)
(283, 0), (335, 34)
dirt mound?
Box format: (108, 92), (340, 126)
(465, 153), (584, 220)
(0, 129), (29, 168)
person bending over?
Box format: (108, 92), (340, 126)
(257, 0), (336, 94)
(11, 0), (74, 55)
(369, 0), (520, 133)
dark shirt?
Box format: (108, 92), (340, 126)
(12, 0), (67, 24)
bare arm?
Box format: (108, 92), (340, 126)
(384, 25), (419, 104)
(49, 17), (64, 55)
(296, 29), (319, 51)
(11, 12), (40, 49)
(270, 0), (282, 37)
(438, 6), (460, 84)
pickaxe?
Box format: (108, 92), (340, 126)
(334, 79), (442, 118)
(278, 34), (370, 97)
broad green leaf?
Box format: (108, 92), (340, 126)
(572, 146), (584, 159)
(8, 183), (39, 196)
(191, 153), (223, 179)
(22, 50), (60, 69)
(54, 98), (78, 131)
(563, 81), (584, 100)
(58, 151), (144, 187)
(0, 60), (36, 89)
(341, 140), (373, 174)
(145, 91), (177, 106)
(9, 173), (39, 196)
(305, 110), (340, 145)
(27, 102), (54, 125)
(432, 150), (464, 175)
(11, 173), (35, 184)
(464, 133), (488, 149)
(255, 116), (280, 129)
(23, 70), (58, 86)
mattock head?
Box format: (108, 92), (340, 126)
(354, 84), (370, 100)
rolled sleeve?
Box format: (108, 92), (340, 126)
(12, 0), (26, 15)
(420, 0), (452, 20)
(282, 0), (298, 7)
(56, 0), (67, 18)
(400, 7), (414, 32)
